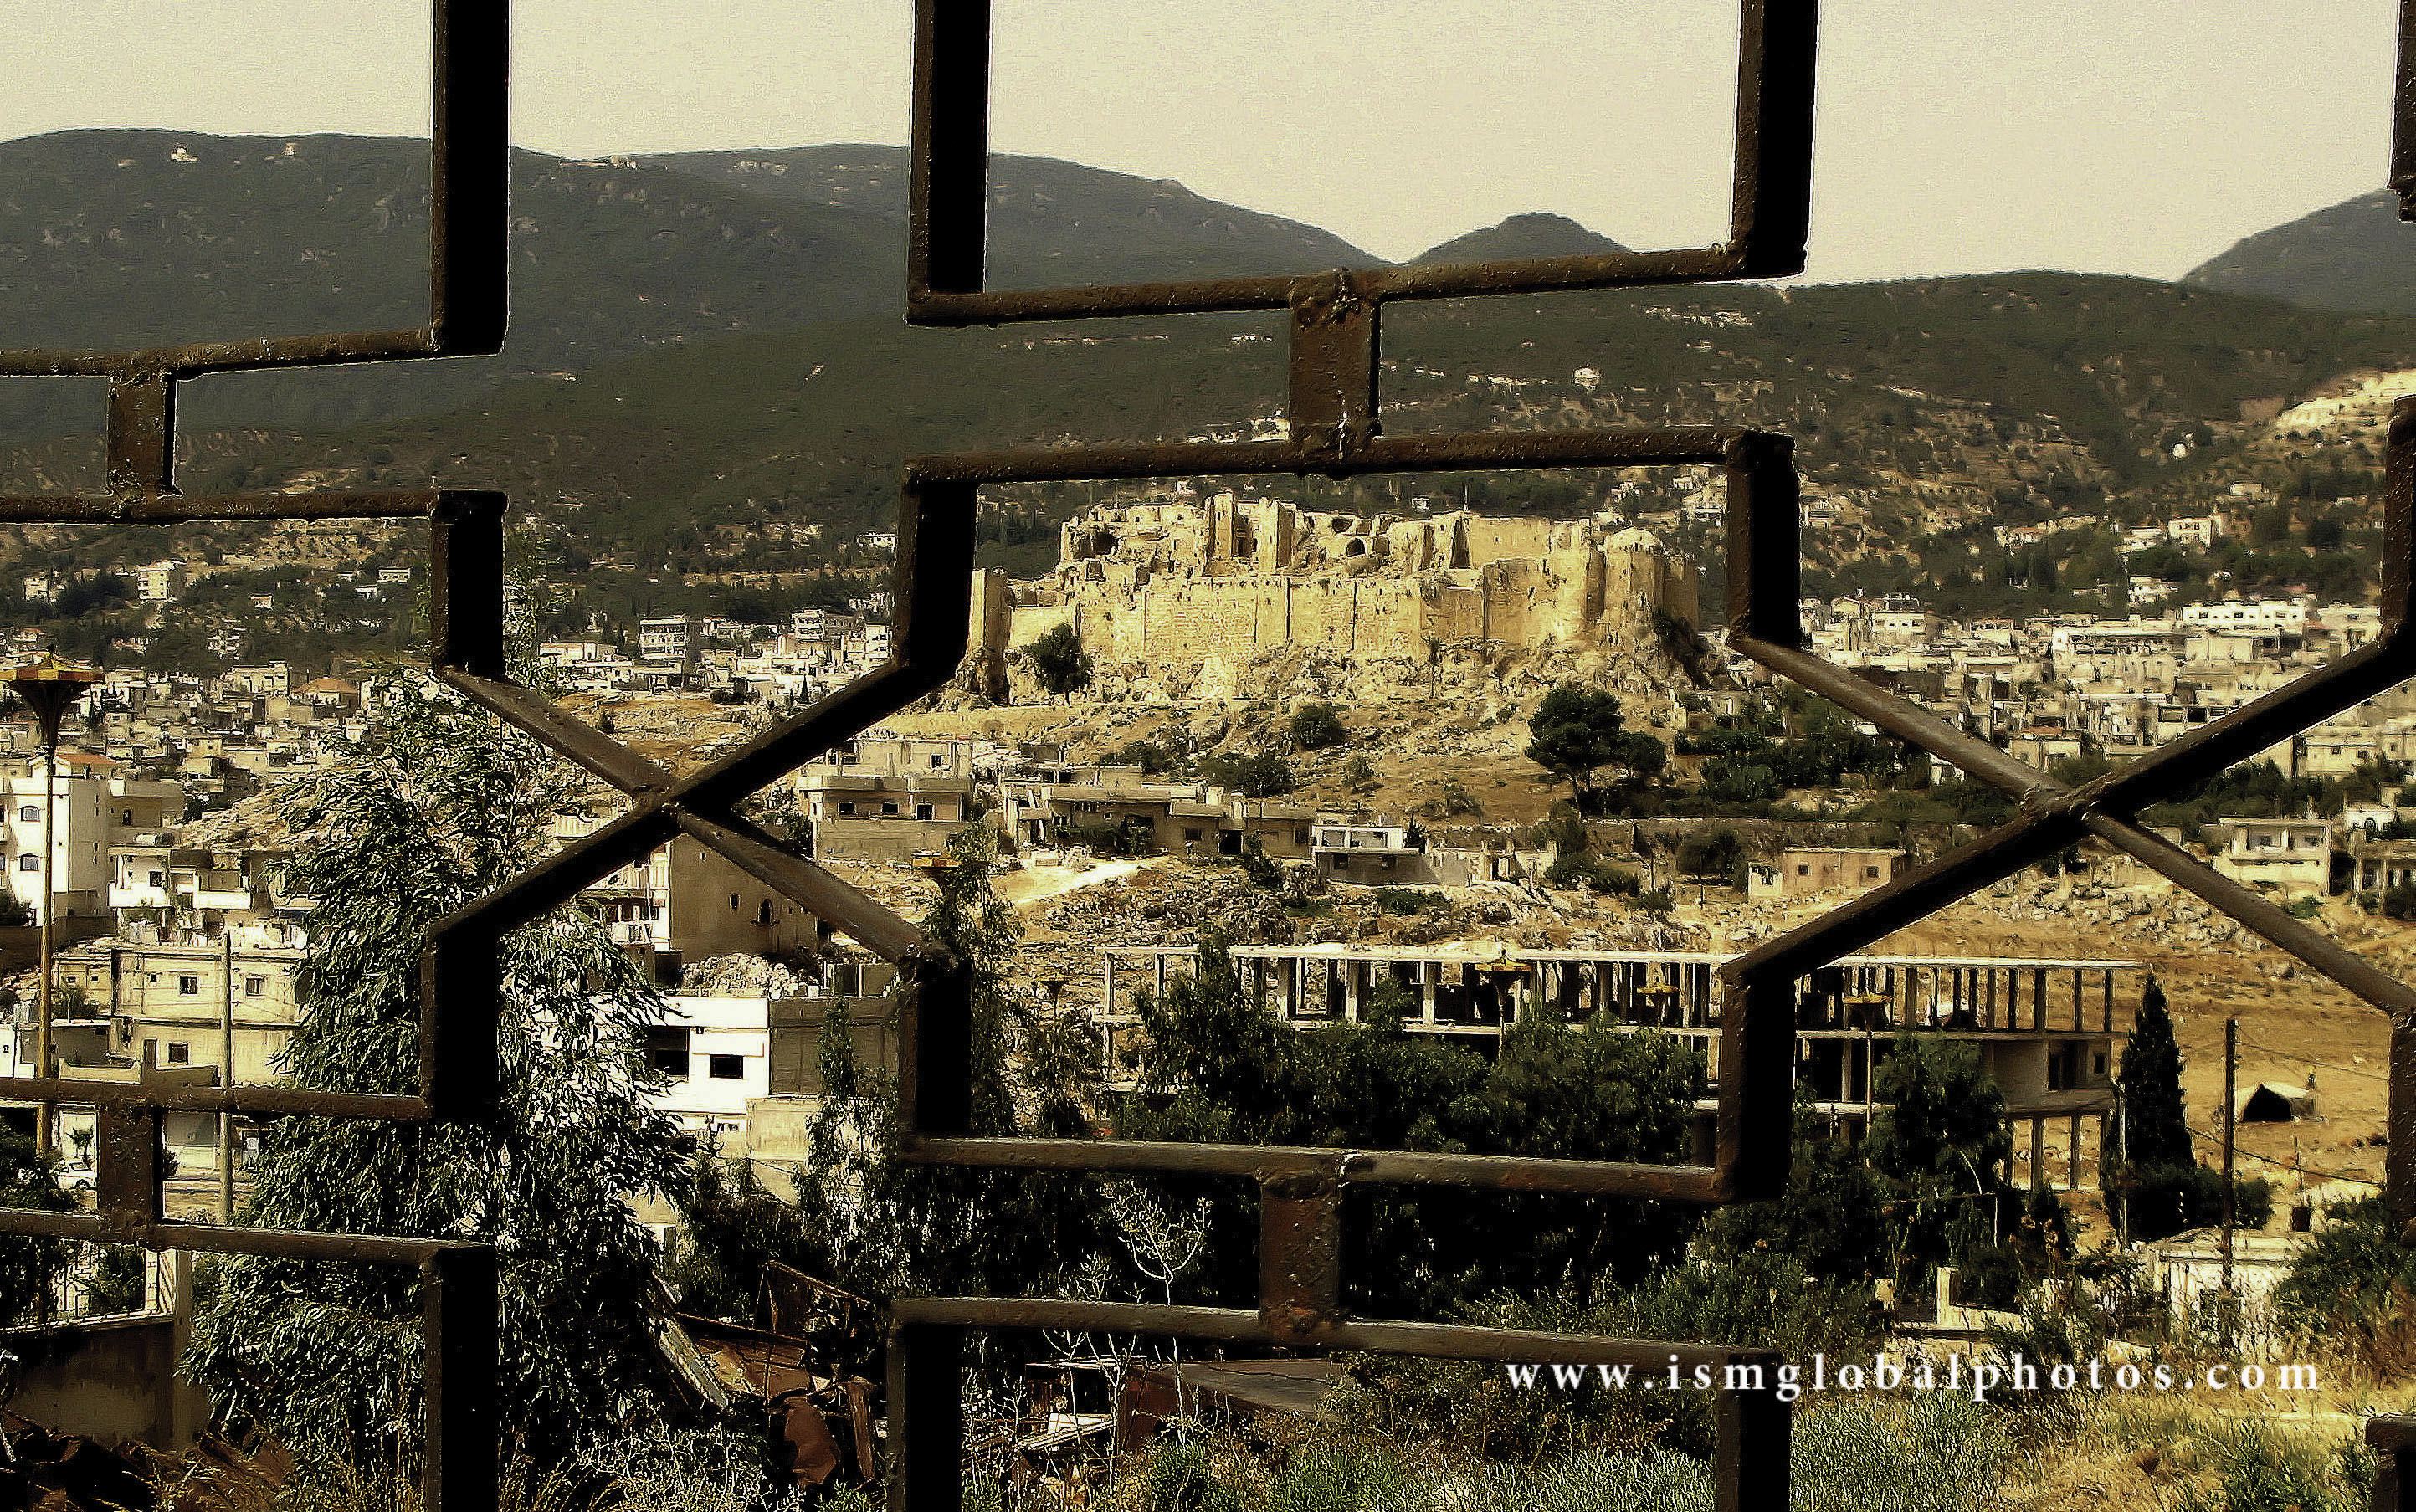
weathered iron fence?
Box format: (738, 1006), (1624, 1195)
(887, 3), (1814, 1508)
(3, 1), (2414, 1508)
(0, 3), (506, 1506)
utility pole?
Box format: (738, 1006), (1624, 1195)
(2, 657), (98, 1158)
(219, 930), (235, 1223)
(2116, 1084), (2129, 1247)
(2219, 1015), (2239, 1350)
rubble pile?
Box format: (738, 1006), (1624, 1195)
(1034, 867), (1294, 950)
(675, 953), (817, 997)
(0, 1417), (156, 1512)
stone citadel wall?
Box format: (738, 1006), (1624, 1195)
(973, 499), (1699, 669)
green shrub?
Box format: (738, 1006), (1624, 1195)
(1239, 834), (1285, 891)
(1201, 749), (1297, 797)
(2276, 1197), (2416, 1373)
(1288, 702), (1347, 751)
(1543, 848), (1639, 896)
(2386, 880), (2416, 920)
(85, 1245), (149, 1314)
(2175, 1420), (2374, 1512)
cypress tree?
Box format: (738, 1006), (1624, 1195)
(2115, 974), (2193, 1170)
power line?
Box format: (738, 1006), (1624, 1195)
(2232, 1032), (2390, 1084)
(2181, 1120), (2379, 1190)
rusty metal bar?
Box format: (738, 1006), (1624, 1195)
(441, 669), (672, 794)
(105, 373), (176, 503)
(0, 329), (445, 381)
(423, 1245), (499, 1512)
(1259, 1171), (1341, 1345)
(889, 1322), (966, 1512)
(1726, 815), (2077, 987)
(94, 1104), (163, 1244)
(2396, 0), (2416, 215)
(0, 1212), (487, 1267)
(1716, 1381), (1793, 1512)
(2374, 1415), (2416, 1511)
(2082, 635), (2411, 813)
(418, 923), (503, 1125)
(908, 428), (1740, 487)
(1731, 635), (2054, 798)
(905, 0), (1818, 322)
(895, 1134), (1726, 1201)
(2086, 815), (2416, 1022)
(1287, 273), (1381, 463)
(1712, 976), (1796, 1202)
(0, 6), (511, 1497)
(892, 1296), (1778, 1374)
(1727, 0), (1820, 275)
(0, 1078), (425, 1119)
(1721, 433), (1803, 646)
(908, 0), (992, 301)
(430, 0), (510, 355)
(428, 492), (510, 682)
(0, 489), (461, 525)
(897, 948), (975, 1141)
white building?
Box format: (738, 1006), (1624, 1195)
(2183, 599), (2309, 637)
(136, 561), (189, 603)
(637, 617), (696, 663)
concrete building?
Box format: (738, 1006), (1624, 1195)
(566, 815), (825, 973)
(638, 616), (697, 664)
(1099, 943), (2132, 1192)
(2210, 816), (2331, 894)
(136, 561), (188, 603)
(43, 935), (305, 1173)
(0, 765), (184, 925)
(1747, 847), (1906, 900)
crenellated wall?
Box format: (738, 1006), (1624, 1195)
(993, 500), (1700, 666)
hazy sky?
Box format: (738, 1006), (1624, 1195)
(6, 2), (2399, 284)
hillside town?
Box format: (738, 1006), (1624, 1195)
(11, 24), (2416, 1504)
(3, 485), (2403, 1279)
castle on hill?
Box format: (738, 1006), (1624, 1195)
(966, 494), (1699, 668)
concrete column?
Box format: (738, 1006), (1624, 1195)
(2029, 1118), (2046, 1196)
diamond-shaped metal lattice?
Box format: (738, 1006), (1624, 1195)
(0, 6), (506, 1504)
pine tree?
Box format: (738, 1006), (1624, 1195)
(181, 675), (692, 1463)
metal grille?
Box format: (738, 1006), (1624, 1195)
(0, 5), (505, 1505)
(2354, 15), (2416, 1508)
(888, 3), (1816, 1507)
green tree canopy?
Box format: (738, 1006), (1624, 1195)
(1526, 684), (1664, 806)
(1200, 748), (1295, 798)
(1118, 940), (1704, 1315)
(0, 1116), (71, 1324)
(1287, 701), (1347, 751)
(1869, 1034), (2010, 1274)
(182, 677), (693, 1463)
(2115, 975), (2193, 1170)
(1026, 623), (1092, 699)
